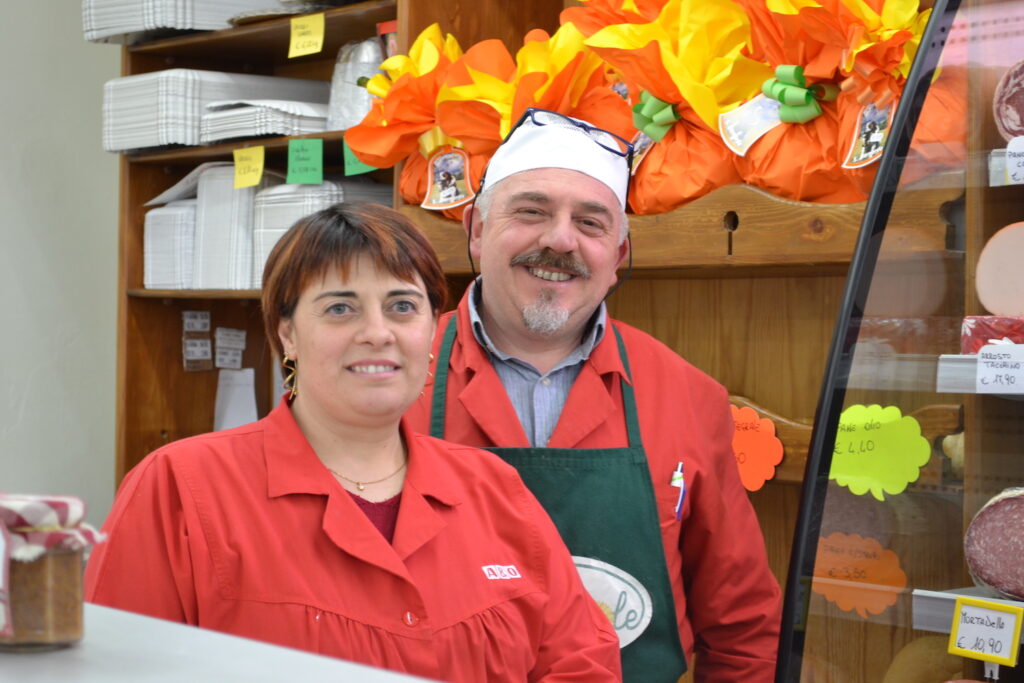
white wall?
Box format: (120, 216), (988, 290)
(0, 6), (120, 526)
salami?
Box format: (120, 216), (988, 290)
(994, 60), (1024, 142)
(964, 488), (1024, 600)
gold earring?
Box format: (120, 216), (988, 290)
(427, 351), (435, 379)
(282, 356), (298, 399)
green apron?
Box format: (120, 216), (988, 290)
(430, 317), (687, 682)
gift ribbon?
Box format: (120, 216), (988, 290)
(417, 126), (461, 159)
(762, 65), (839, 124)
(631, 90), (679, 142)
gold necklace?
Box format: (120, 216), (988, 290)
(328, 460), (407, 491)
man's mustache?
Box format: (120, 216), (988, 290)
(510, 249), (590, 279)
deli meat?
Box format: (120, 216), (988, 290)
(965, 488), (1024, 600)
(994, 60), (1024, 142)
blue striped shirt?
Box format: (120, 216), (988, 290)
(467, 278), (607, 447)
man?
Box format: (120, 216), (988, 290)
(406, 108), (781, 682)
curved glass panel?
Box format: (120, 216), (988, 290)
(778, 0), (1024, 680)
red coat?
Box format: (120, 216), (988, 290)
(85, 399), (621, 682)
(406, 294), (782, 682)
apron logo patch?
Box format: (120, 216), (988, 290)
(573, 556), (653, 648)
(481, 564), (521, 580)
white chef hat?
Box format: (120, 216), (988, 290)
(481, 109), (631, 209)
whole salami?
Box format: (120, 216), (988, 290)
(964, 488), (1024, 600)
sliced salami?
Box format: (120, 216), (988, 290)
(994, 60), (1024, 142)
(964, 488), (1024, 600)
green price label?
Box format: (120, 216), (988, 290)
(287, 138), (323, 185)
(343, 138), (377, 176)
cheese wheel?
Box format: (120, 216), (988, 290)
(975, 222), (1024, 316)
(964, 488), (1024, 599)
(994, 60), (1024, 142)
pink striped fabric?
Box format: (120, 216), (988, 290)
(0, 494), (105, 562)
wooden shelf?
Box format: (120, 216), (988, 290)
(128, 288), (260, 299)
(126, 131), (348, 165)
(402, 176), (964, 276)
(126, 1), (396, 66)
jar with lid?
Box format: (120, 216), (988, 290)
(0, 494), (104, 651)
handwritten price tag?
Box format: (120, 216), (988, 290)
(976, 344), (1024, 394)
(811, 532), (907, 619)
(948, 596), (1023, 666)
(1006, 136), (1024, 185)
(287, 138), (323, 184)
(289, 13), (325, 58)
(829, 404), (930, 501)
(730, 405), (784, 491)
(233, 146), (265, 188)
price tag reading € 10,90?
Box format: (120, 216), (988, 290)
(289, 13), (325, 59)
(948, 595), (1023, 666)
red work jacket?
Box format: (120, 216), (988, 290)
(405, 293), (782, 682)
(85, 400), (621, 682)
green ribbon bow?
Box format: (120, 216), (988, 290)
(631, 90), (680, 142)
(762, 65), (839, 124)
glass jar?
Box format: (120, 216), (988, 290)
(0, 547), (84, 651)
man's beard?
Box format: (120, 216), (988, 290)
(522, 289), (570, 335)
(509, 248), (589, 336)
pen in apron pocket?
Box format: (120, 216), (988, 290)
(671, 462), (685, 520)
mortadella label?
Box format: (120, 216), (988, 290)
(948, 596), (1024, 666)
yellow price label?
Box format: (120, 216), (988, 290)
(233, 146), (265, 188)
(948, 595), (1023, 666)
(289, 13), (325, 58)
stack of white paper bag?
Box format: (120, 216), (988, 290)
(103, 69), (330, 152)
(144, 199), (197, 289)
(83, 0), (272, 44)
(201, 99), (328, 143)
(252, 180), (394, 286)
(193, 165), (285, 289)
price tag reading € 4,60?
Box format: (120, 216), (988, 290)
(948, 595), (1023, 666)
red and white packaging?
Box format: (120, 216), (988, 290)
(960, 316), (1024, 354)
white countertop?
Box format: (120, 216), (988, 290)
(0, 603), (433, 682)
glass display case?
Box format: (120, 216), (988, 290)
(777, 0), (1024, 680)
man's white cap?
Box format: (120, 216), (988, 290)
(482, 110), (630, 209)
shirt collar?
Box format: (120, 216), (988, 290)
(466, 277), (606, 368)
(263, 398), (460, 506)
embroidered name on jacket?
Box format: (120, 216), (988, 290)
(481, 565), (521, 580)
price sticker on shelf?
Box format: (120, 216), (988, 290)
(1005, 136), (1024, 185)
(233, 146), (265, 188)
(287, 138), (323, 184)
(289, 13), (325, 58)
(976, 344), (1024, 394)
(948, 595), (1023, 666)
(343, 138), (377, 176)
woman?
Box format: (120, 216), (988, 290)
(85, 202), (621, 682)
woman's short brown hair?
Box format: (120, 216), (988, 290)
(261, 201), (448, 358)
